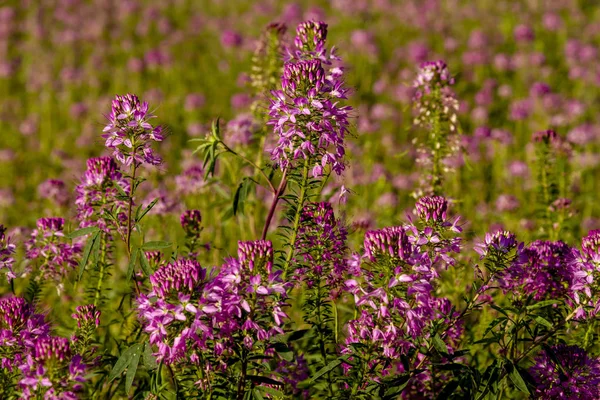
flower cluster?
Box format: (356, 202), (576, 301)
(341, 197), (463, 389)
(212, 241), (288, 353)
(19, 336), (87, 399)
(474, 230), (519, 259)
(0, 297), (88, 399)
(72, 304), (101, 330)
(269, 21), (351, 178)
(180, 209), (203, 237)
(137, 241), (289, 378)
(37, 179), (69, 207)
(413, 60), (455, 98)
(529, 345), (600, 399)
(0, 225), (16, 281)
(102, 94), (163, 166)
(412, 61), (460, 196)
(415, 195), (448, 223)
(0, 297), (50, 370)
(25, 217), (81, 283)
(568, 230), (600, 318)
(250, 23), (287, 119)
(75, 156), (129, 233)
(500, 240), (574, 301)
(294, 21), (327, 53)
(137, 258), (210, 365)
(412, 60), (459, 131)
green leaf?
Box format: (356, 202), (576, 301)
(490, 304), (509, 316)
(141, 241), (172, 250)
(66, 226), (100, 239)
(126, 248), (139, 281)
(233, 178), (253, 216)
(287, 329), (310, 342)
(246, 375), (283, 386)
(310, 359), (342, 383)
(534, 316), (553, 329)
(108, 343), (143, 382)
(125, 344), (142, 394)
(143, 342), (157, 370)
(382, 374), (410, 399)
(78, 230), (100, 280)
(432, 334), (448, 355)
(139, 252), (153, 276)
(271, 342), (294, 362)
(507, 363), (530, 394)
(255, 385), (283, 397)
(436, 380), (460, 400)
(221, 207), (234, 221)
(527, 300), (557, 310)
(252, 388), (265, 400)
(137, 198), (158, 223)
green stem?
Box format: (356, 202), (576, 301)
(93, 233), (108, 307)
(282, 157), (310, 280)
(126, 161), (138, 255)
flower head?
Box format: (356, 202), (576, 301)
(180, 210), (203, 237)
(415, 196), (448, 223)
(102, 94), (163, 167)
(0, 224), (16, 281)
(25, 218), (81, 282)
(530, 345), (600, 399)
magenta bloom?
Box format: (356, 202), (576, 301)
(269, 21), (352, 178)
(25, 218), (82, 283)
(0, 225), (16, 281)
(75, 156), (129, 233)
(530, 345), (600, 399)
(102, 94), (163, 167)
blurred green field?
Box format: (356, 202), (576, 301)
(2, 1), (600, 398)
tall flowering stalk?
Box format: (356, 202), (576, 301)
(250, 23), (287, 123)
(103, 94), (164, 256)
(412, 60), (460, 196)
(75, 156), (129, 306)
(180, 209), (204, 258)
(265, 20), (351, 278)
(532, 130), (572, 240)
(295, 202), (348, 394)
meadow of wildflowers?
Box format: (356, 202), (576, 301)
(2, 0), (600, 398)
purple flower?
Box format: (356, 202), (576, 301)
(37, 179), (69, 207)
(25, 218), (82, 283)
(175, 164), (206, 196)
(474, 230), (518, 259)
(530, 345), (600, 399)
(269, 21), (352, 178)
(0, 225), (16, 281)
(72, 305), (100, 330)
(500, 240), (574, 301)
(413, 60), (455, 98)
(294, 20), (328, 52)
(295, 202), (348, 295)
(180, 210), (203, 237)
(0, 297), (51, 370)
(102, 94), (163, 167)
(75, 157), (129, 233)
(238, 240), (274, 274)
(364, 226), (412, 262)
(415, 196), (448, 223)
